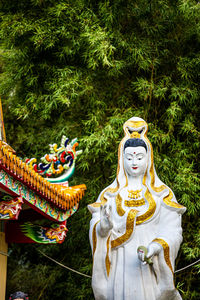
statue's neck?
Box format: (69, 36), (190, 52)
(127, 174), (143, 190)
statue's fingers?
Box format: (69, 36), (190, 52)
(108, 217), (113, 228)
(105, 205), (111, 218)
(142, 252), (145, 261)
(105, 204), (109, 215)
(100, 205), (107, 219)
(100, 205), (104, 215)
(138, 249), (144, 261)
(138, 253), (141, 260)
(102, 204), (108, 216)
(108, 213), (112, 221)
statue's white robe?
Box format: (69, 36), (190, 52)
(89, 193), (183, 300)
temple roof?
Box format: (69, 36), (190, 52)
(0, 98), (86, 243)
(0, 141), (86, 212)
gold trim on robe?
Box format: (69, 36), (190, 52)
(153, 238), (173, 274)
(105, 236), (111, 276)
(111, 209), (138, 249)
(92, 221), (100, 256)
(115, 189), (156, 225)
(163, 190), (185, 210)
(136, 189), (156, 225)
(117, 137), (128, 187)
(143, 134), (166, 193)
(124, 198), (145, 207)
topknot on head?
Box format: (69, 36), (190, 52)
(123, 117), (148, 138)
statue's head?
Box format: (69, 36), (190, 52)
(123, 138), (148, 177)
(116, 117), (151, 189)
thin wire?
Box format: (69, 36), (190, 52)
(37, 249), (92, 278)
(37, 248), (200, 277)
(175, 258), (200, 273)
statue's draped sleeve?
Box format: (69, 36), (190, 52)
(88, 196), (111, 298)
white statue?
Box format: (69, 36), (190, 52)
(88, 117), (186, 300)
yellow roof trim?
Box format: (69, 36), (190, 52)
(0, 142), (86, 211)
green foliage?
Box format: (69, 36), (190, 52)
(0, 0), (199, 299)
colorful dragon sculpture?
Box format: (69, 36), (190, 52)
(0, 135), (86, 244)
(26, 135), (82, 185)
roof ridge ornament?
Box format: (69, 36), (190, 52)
(26, 135), (82, 185)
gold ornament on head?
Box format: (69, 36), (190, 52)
(123, 119), (148, 138)
(130, 131), (141, 138)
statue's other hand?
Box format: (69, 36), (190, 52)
(137, 246), (147, 263)
(99, 204), (113, 236)
(146, 242), (162, 259)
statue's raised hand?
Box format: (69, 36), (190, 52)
(99, 204), (113, 237)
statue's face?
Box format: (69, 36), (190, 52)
(124, 146), (147, 177)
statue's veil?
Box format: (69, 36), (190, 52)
(89, 117), (185, 214)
